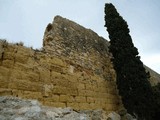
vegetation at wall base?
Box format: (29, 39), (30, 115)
(104, 3), (157, 120)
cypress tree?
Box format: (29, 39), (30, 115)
(104, 3), (155, 120)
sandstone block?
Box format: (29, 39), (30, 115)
(43, 95), (59, 102)
(15, 53), (29, 64)
(14, 63), (30, 72)
(52, 79), (70, 88)
(65, 74), (78, 83)
(52, 86), (68, 94)
(77, 83), (85, 90)
(22, 91), (42, 99)
(67, 102), (79, 110)
(79, 103), (91, 110)
(87, 97), (95, 103)
(92, 85), (98, 92)
(78, 89), (86, 96)
(50, 65), (64, 73)
(68, 96), (75, 102)
(68, 82), (77, 89)
(0, 88), (12, 96)
(0, 76), (9, 88)
(11, 89), (24, 97)
(49, 57), (66, 67)
(59, 95), (69, 102)
(39, 69), (50, 83)
(67, 88), (78, 96)
(97, 87), (108, 93)
(85, 84), (93, 90)
(9, 79), (42, 92)
(23, 72), (39, 82)
(50, 102), (66, 108)
(0, 66), (10, 76)
(51, 71), (61, 79)
(2, 60), (14, 68)
(75, 96), (86, 103)
(90, 103), (102, 110)
(85, 90), (95, 97)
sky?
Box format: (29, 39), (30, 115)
(0, 0), (160, 74)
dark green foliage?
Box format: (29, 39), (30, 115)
(104, 3), (156, 120)
(152, 83), (160, 119)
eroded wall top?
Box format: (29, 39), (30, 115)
(43, 15), (115, 80)
(0, 16), (122, 112)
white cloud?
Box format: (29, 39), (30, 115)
(0, 0), (159, 73)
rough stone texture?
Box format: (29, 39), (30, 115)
(43, 16), (113, 80)
(0, 96), (105, 120)
(0, 16), (122, 113)
(0, 96), (136, 120)
(0, 15), (159, 114)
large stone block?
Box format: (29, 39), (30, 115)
(59, 94), (75, 102)
(2, 60), (14, 68)
(49, 57), (66, 67)
(11, 89), (24, 97)
(79, 103), (91, 110)
(0, 66), (10, 76)
(86, 97), (95, 103)
(39, 69), (50, 83)
(23, 71), (40, 82)
(67, 102), (79, 110)
(0, 77), (9, 88)
(59, 94), (69, 102)
(77, 83), (85, 90)
(52, 86), (68, 95)
(75, 96), (86, 103)
(0, 88), (12, 96)
(43, 95), (60, 102)
(0, 67), (10, 88)
(22, 91), (42, 99)
(9, 79), (42, 92)
(50, 102), (66, 108)
(66, 88), (78, 96)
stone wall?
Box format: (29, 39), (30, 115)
(0, 15), (159, 114)
(0, 41), (122, 112)
(0, 16), (123, 113)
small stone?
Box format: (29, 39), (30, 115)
(121, 113), (137, 120)
(107, 112), (121, 120)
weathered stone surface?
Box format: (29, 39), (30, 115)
(106, 112), (121, 120)
(1, 96), (126, 120)
(0, 15), (159, 114)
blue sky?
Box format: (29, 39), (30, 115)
(0, 0), (160, 73)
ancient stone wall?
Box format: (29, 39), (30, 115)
(0, 41), (122, 112)
(0, 15), (159, 114)
(0, 16), (123, 113)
